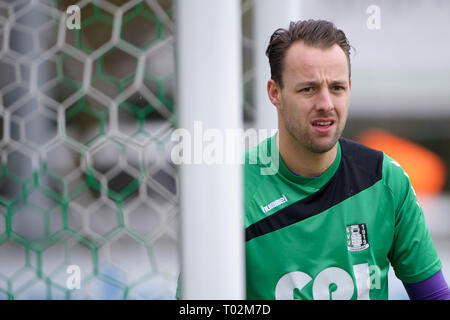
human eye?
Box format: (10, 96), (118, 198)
(332, 85), (346, 92)
(299, 87), (314, 93)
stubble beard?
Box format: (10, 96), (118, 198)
(282, 110), (346, 155)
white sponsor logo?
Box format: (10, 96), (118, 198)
(276, 263), (381, 300)
(260, 194), (288, 214)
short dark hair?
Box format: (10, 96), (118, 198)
(266, 20), (352, 87)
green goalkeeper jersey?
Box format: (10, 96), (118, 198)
(244, 133), (442, 300)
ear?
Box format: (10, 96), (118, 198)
(267, 79), (282, 109)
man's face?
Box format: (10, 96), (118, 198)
(269, 41), (351, 154)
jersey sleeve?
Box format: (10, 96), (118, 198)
(403, 270), (450, 300)
(383, 154), (442, 284)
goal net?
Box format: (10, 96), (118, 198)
(0, 0), (255, 300)
(0, 0), (179, 299)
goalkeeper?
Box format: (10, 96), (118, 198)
(244, 19), (450, 300)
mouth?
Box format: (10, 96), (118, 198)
(311, 119), (335, 134)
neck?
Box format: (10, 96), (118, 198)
(276, 129), (338, 177)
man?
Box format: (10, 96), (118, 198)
(244, 19), (450, 300)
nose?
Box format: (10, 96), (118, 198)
(314, 88), (334, 112)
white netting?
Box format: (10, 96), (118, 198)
(0, 0), (178, 299)
(0, 0), (256, 299)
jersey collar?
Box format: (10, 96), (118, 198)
(272, 132), (342, 188)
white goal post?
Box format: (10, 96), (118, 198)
(176, 0), (245, 299)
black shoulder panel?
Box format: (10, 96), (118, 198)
(245, 138), (383, 242)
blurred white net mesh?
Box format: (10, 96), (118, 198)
(0, 0), (256, 299)
(0, 0), (179, 299)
